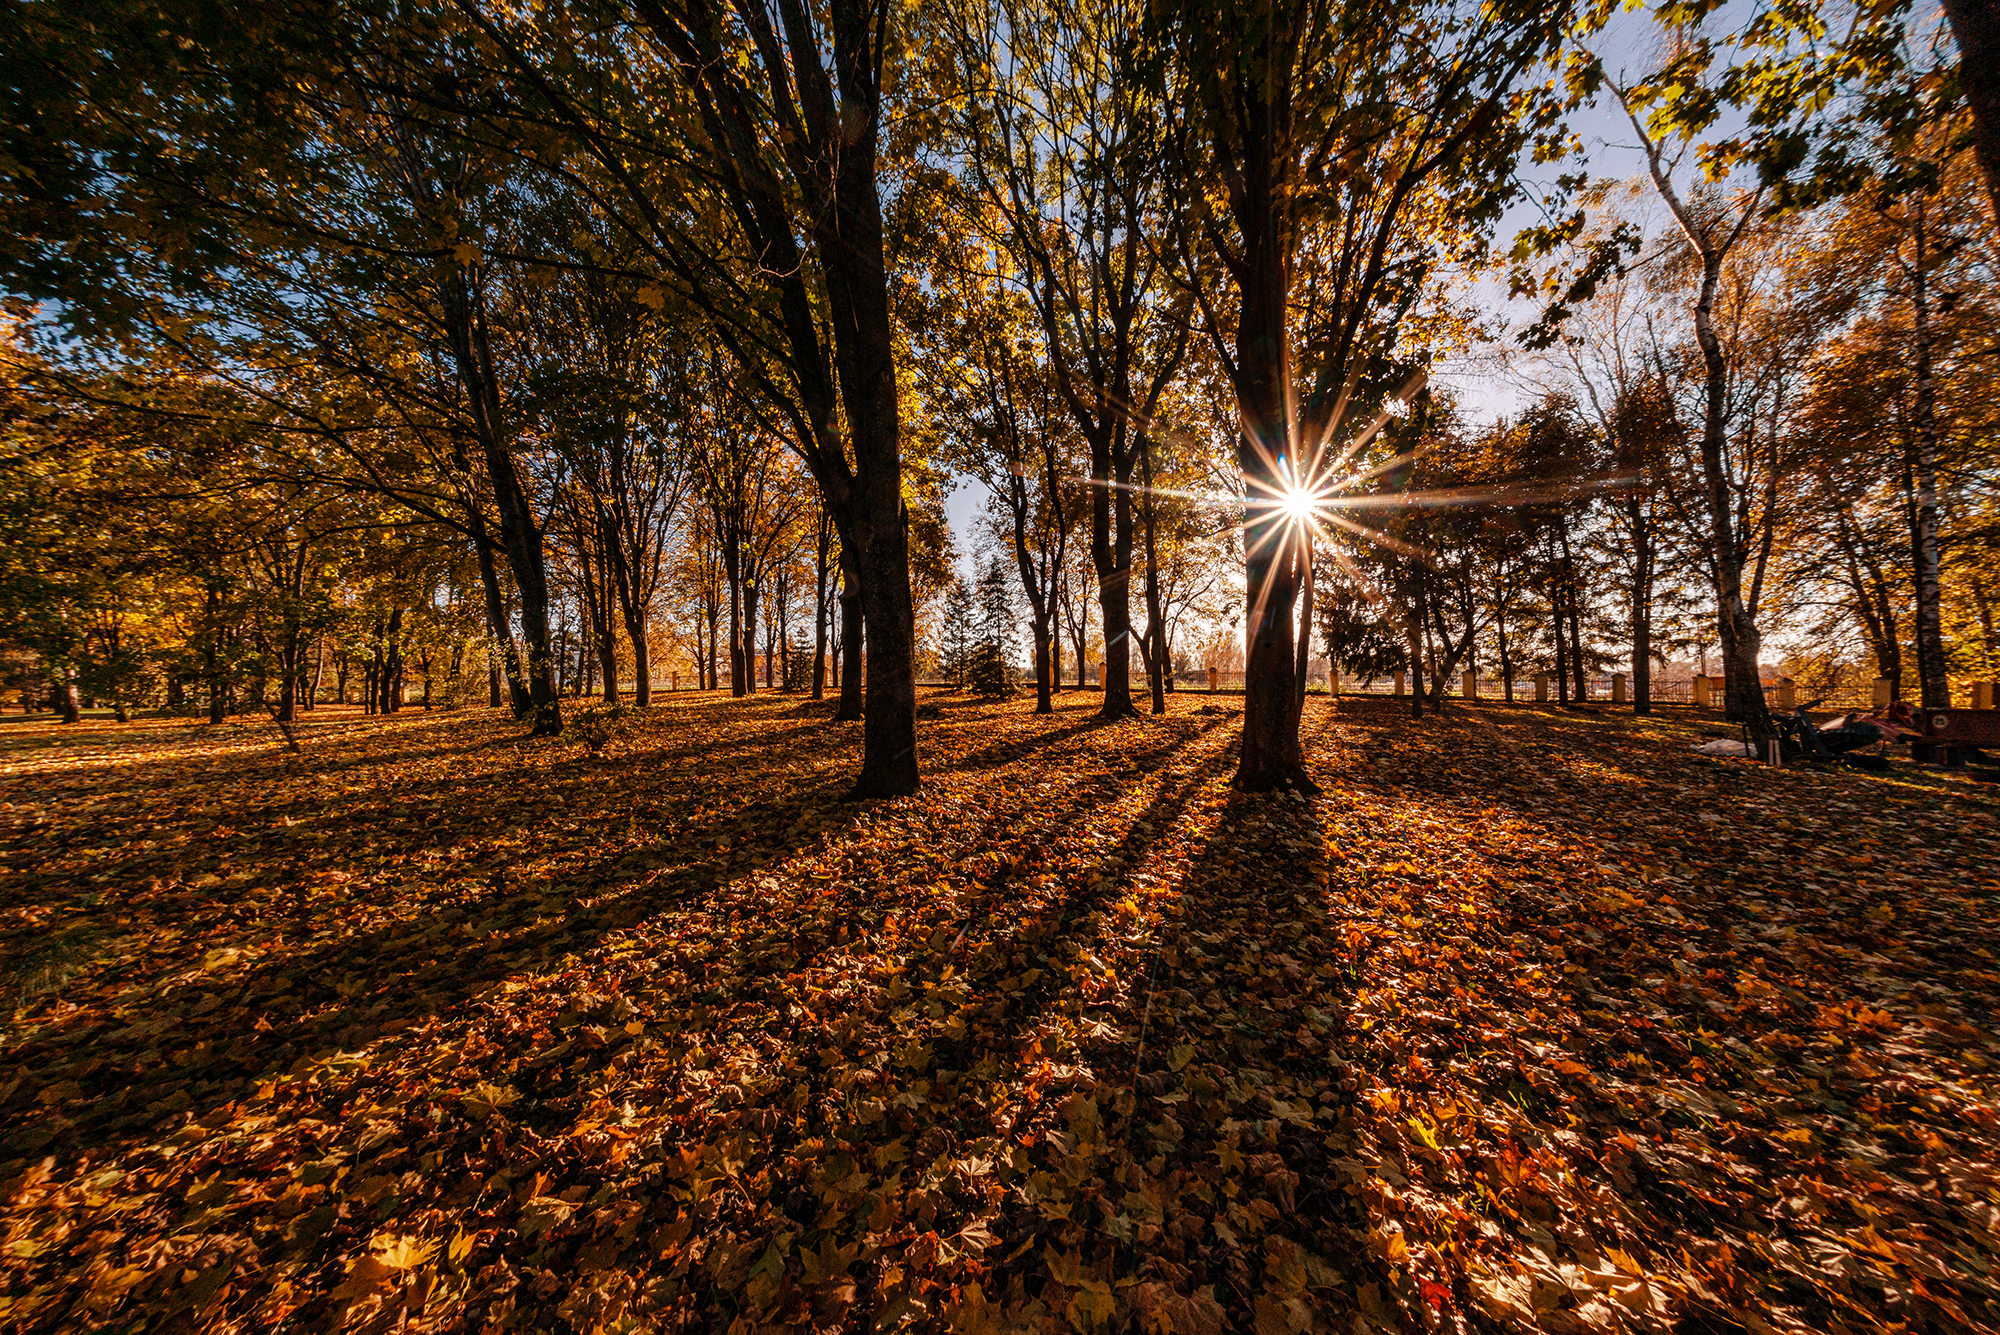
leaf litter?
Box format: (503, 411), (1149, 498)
(0, 694), (1995, 1333)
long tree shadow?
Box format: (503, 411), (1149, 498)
(976, 738), (1368, 1330)
(0, 704), (876, 1164)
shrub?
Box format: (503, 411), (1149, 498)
(572, 702), (633, 755)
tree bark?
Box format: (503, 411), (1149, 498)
(1093, 456), (1139, 721)
(1940, 0), (2000, 228)
(1225, 71), (1309, 789)
(835, 553), (864, 721)
(1628, 497), (1654, 714)
(1551, 543), (1570, 706)
(623, 600), (653, 707)
(1293, 529), (1314, 712)
(1907, 194), (1952, 708)
(813, 511), (831, 700)
(1142, 441), (1167, 716)
(474, 521), (530, 718)
(1560, 523), (1586, 702)
(379, 608), (404, 714)
(207, 582), (226, 724)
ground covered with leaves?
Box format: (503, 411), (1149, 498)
(1, 691), (1997, 1335)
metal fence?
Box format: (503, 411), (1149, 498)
(920, 669), (1722, 704)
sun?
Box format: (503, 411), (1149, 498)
(1280, 486), (1320, 524)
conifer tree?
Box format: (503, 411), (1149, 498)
(938, 574), (976, 691)
(971, 556), (1015, 696)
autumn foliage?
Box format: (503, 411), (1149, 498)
(1, 697), (1997, 1333)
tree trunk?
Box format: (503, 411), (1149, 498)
(1552, 554), (1570, 706)
(1293, 530), (1314, 712)
(1628, 499), (1654, 713)
(441, 275), (559, 735)
(743, 575), (760, 696)
(1229, 106), (1309, 789)
(474, 537), (530, 718)
(1627, 103), (1770, 734)
(1907, 195), (1952, 708)
(1693, 261), (1769, 729)
(596, 621), (618, 704)
(813, 514), (831, 700)
(1142, 443), (1167, 716)
(777, 570), (791, 689)
(1940, 0), (2000, 228)
(835, 555), (864, 721)
(1093, 458), (1139, 721)
(380, 609), (404, 714)
(708, 589), (721, 693)
(1561, 527), (1586, 703)
(206, 583), (226, 724)
(626, 611), (652, 706)
(1007, 474), (1057, 716)
(1050, 607), (1063, 695)
(1407, 580), (1426, 720)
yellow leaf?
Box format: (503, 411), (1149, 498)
(374, 1234), (436, 1271)
(947, 1280), (1003, 1335)
(461, 1082), (519, 1120)
(330, 1255), (394, 1302)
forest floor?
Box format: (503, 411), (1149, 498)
(1, 691), (1997, 1335)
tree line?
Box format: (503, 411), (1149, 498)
(1, 0), (1994, 791)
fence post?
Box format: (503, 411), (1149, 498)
(1393, 671), (1405, 697)
(1462, 671), (1476, 701)
(1611, 672), (1627, 704)
(1872, 677), (1892, 708)
(1692, 674), (1710, 707)
(1329, 666), (1340, 696)
(1535, 672), (1549, 703)
(1208, 666), (1219, 693)
(1775, 677), (1796, 711)
(1974, 681), (1995, 710)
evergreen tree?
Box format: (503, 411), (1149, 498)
(971, 556), (1015, 697)
(938, 574), (976, 690)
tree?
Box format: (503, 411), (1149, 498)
(941, 0), (1189, 721)
(922, 243), (1084, 714)
(1157, 0), (1573, 787)
(459, 0), (924, 796)
(938, 575), (977, 691)
(969, 555), (1016, 697)
(1602, 67), (1776, 731)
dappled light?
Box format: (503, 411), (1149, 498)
(3, 0), (1998, 1328)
